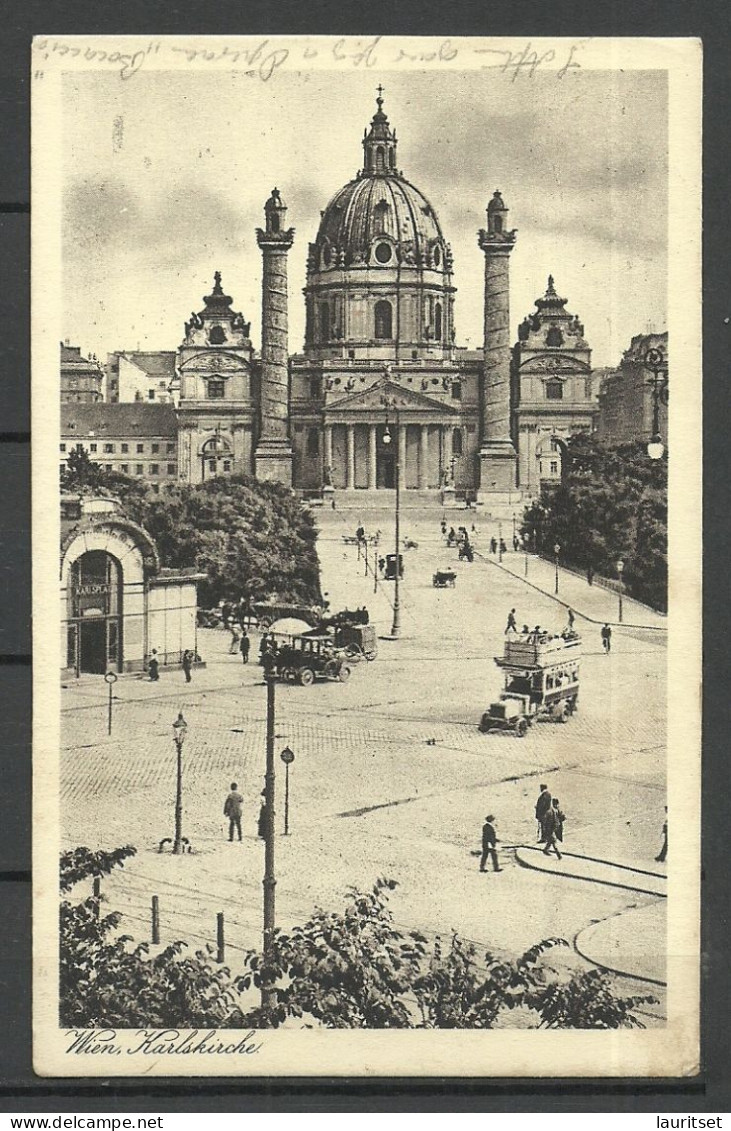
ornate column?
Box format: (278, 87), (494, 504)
(398, 423), (407, 489)
(419, 425), (429, 489)
(324, 424), (333, 483)
(346, 424), (355, 489)
(368, 424), (377, 489)
(478, 190), (518, 494)
(255, 188), (295, 485)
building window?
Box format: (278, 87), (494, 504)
(546, 326), (564, 347)
(150, 464), (159, 475)
(550, 461), (559, 474)
(546, 379), (563, 400)
(375, 300), (393, 340)
(90, 443), (97, 452)
(104, 443), (114, 453)
(306, 428), (319, 457)
(434, 303), (443, 341)
(148, 389), (155, 400)
(121, 464), (129, 474)
(167, 442), (175, 453)
(121, 443), (129, 453)
(452, 428), (463, 457)
(105, 464), (112, 472)
(135, 464), (143, 475)
(167, 463), (176, 475)
(208, 459), (216, 473)
(151, 443), (159, 453)
(375, 242), (392, 264)
(310, 377), (320, 399)
(222, 460), (231, 472)
(209, 325), (226, 345)
(60, 443), (66, 452)
(320, 303), (331, 341)
(451, 381), (462, 400)
(207, 378), (225, 399)
(137, 443), (144, 453)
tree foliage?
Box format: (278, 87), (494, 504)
(521, 435), (667, 611)
(61, 455), (322, 608)
(60, 857), (655, 1031)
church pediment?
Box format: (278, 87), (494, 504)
(179, 351), (249, 373)
(326, 377), (458, 415)
(519, 353), (590, 374)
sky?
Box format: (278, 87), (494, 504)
(59, 62), (668, 369)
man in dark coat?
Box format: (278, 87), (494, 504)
(542, 801), (564, 860)
(223, 782), (243, 842)
(535, 783), (552, 841)
(240, 630), (250, 664)
(480, 815), (502, 873)
(505, 608), (517, 634)
(601, 623), (612, 653)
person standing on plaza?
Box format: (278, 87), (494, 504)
(490, 537), (497, 555)
(223, 782), (243, 842)
(587, 564), (594, 586)
(567, 608), (576, 630)
(229, 619), (241, 654)
(182, 649), (193, 683)
(479, 815), (502, 873)
(601, 623), (612, 653)
(542, 802), (563, 860)
(505, 608), (517, 634)
(257, 791), (267, 839)
(655, 807), (668, 863)
(441, 518), (447, 537)
(148, 649), (160, 682)
(535, 783), (552, 841)
(240, 629), (250, 664)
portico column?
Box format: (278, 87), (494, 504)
(324, 424), (333, 482)
(346, 424), (355, 489)
(368, 424), (377, 489)
(398, 424), (407, 489)
(419, 425), (429, 489)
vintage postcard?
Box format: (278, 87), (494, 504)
(32, 35), (701, 1076)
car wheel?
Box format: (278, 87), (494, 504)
(338, 665), (351, 683)
(298, 667), (315, 687)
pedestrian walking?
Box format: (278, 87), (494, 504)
(587, 564), (594, 586)
(499, 538), (507, 555)
(229, 621), (242, 654)
(479, 814), (502, 873)
(239, 629), (250, 664)
(535, 783), (552, 841)
(440, 518), (447, 537)
(655, 807), (668, 863)
(490, 537), (497, 555)
(223, 782), (243, 842)
(542, 801), (564, 860)
(567, 608), (576, 630)
(182, 649), (193, 683)
(148, 649), (160, 682)
(601, 623), (612, 653)
(505, 608), (517, 634)
(257, 791), (267, 839)
(513, 535), (520, 552)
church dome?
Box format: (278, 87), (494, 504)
(303, 92), (456, 359)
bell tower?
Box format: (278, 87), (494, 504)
(478, 190), (518, 497)
(255, 188), (295, 485)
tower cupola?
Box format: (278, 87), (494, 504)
(362, 87), (398, 176)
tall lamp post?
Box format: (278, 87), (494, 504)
(381, 394), (401, 638)
(616, 558), (625, 623)
(554, 542), (561, 595)
(158, 712), (190, 855)
(262, 671), (277, 1014)
(643, 346), (669, 460)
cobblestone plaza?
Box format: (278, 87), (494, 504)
(60, 509), (668, 1021)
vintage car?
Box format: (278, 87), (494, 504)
(479, 632), (581, 737)
(265, 635), (352, 686)
(383, 553), (404, 580)
(432, 570), (457, 588)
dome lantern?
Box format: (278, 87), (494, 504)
(362, 86), (398, 176)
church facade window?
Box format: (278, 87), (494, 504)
(435, 302), (443, 340)
(546, 379), (563, 400)
(207, 378), (225, 399)
(452, 428), (463, 456)
(546, 326), (564, 347)
(320, 303), (331, 341)
(306, 428), (319, 457)
(375, 242), (392, 264)
(451, 381), (462, 400)
(375, 300), (393, 340)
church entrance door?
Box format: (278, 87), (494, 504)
(377, 451), (395, 489)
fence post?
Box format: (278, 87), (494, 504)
(151, 895), (160, 945)
(217, 912), (225, 963)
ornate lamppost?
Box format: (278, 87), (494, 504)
(381, 393), (402, 639)
(643, 346), (669, 460)
(616, 558), (625, 623)
(159, 712), (190, 855)
(554, 542), (561, 595)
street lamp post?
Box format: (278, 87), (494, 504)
(643, 346), (669, 460)
(364, 535), (369, 577)
(381, 395), (401, 638)
(158, 712), (190, 855)
(262, 671), (277, 1014)
(554, 543), (561, 595)
(616, 558), (624, 623)
(104, 670), (117, 735)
